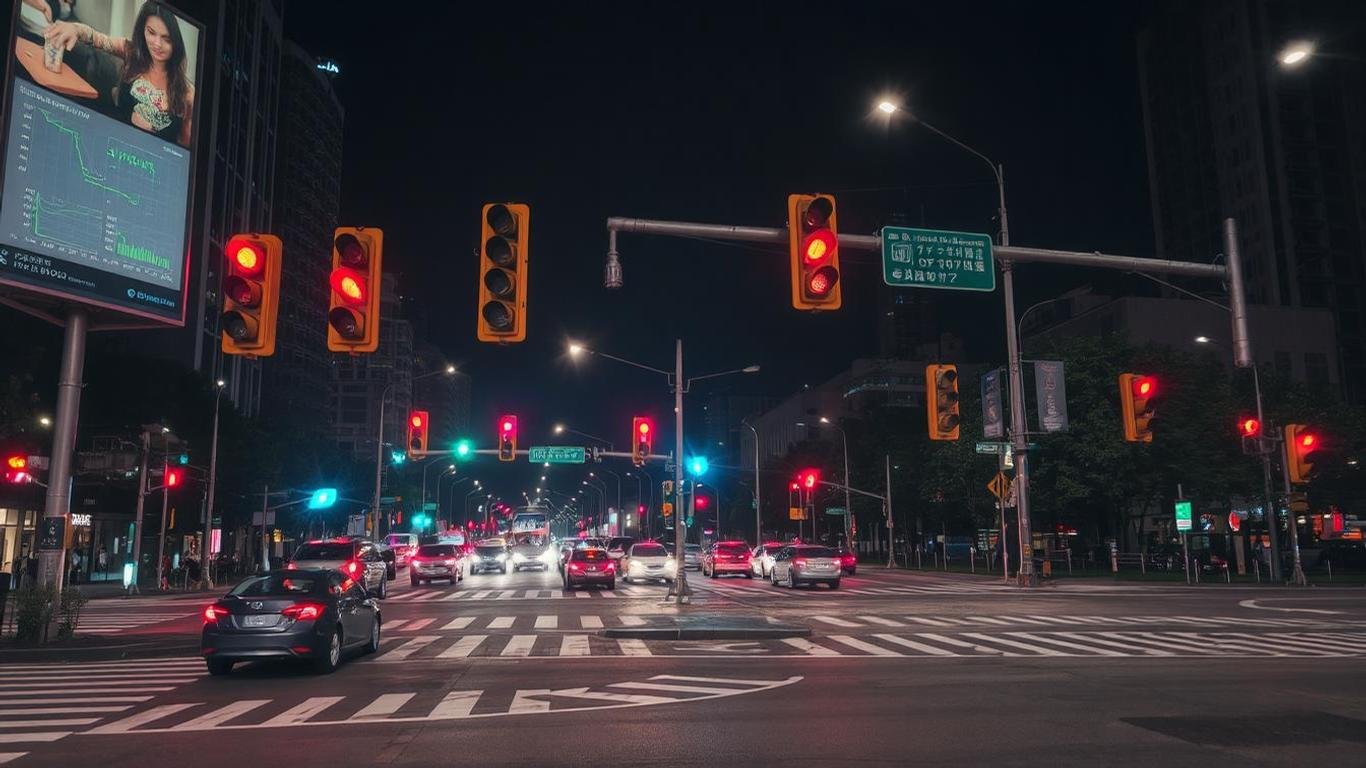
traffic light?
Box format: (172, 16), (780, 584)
(165, 467), (183, 488)
(1118, 373), (1158, 442)
(477, 203), (530, 343)
(631, 417), (653, 467)
(407, 410), (430, 457)
(1238, 417), (1261, 438)
(327, 227), (384, 353)
(686, 456), (709, 477)
(220, 233), (282, 356)
(787, 194), (841, 310)
(1285, 424), (1320, 484)
(798, 468), (820, 492)
(454, 439), (473, 460)
(4, 454), (29, 483)
(925, 364), (961, 441)
(694, 492), (710, 511)
(498, 415), (518, 462)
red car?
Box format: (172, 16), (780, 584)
(836, 546), (857, 575)
(563, 547), (616, 590)
(702, 541), (753, 578)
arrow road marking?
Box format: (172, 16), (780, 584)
(1239, 599), (1343, 615)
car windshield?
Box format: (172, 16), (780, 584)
(631, 544), (667, 557)
(292, 543), (353, 561)
(796, 546), (839, 557)
(476, 546), (505, 554)
(571, 549), (607, 561)
(717, 543), (749, 554)
(384, 535), (413, 547)
(416, 545), (458, 557)
(230, 574), (324, 596)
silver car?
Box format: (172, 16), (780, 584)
(287, 538), (390, 599)
(683, 543), (703, 570)
(769, 545), (841, 589)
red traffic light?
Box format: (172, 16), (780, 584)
(1238, 418), (1261, 438)
(798, 469), (820, 490)
(410, 413), (425, 429)
(166, 468), (183, 488)
(229, 239), (265, 275)
(329, 267), (367, 305)
(1133, 376), (1156, 398)
(802, 229), (838, 265)
(638, 421), (650, 436)
(807, 266), (838, 297)
(694, 494), (710, 511)
(501, 418), (515, 434)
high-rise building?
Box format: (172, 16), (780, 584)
(1138, 0), (1366, 399)
(258, 41), (343, 432)
(331, 274), (413, 462)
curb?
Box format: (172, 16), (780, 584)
(601, 625), (811, 640)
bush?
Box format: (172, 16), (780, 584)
(13, 585), (55, 645)
(55, 586), (88, 640)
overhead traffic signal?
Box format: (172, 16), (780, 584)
(407, 410), (430, 457)
(498, 415), (518, 462)
(164, 466), (183, 488)
(454, 439), (473, 460)
(1239, 416), (1262, 455)
(220, 234), (282, 356)
(686, 456), (709, 477)
(925, 364), (961, 441)
(327, 227), (384, 353)
(788, 194), (841, 310)
(4, 454), (29, 484)
(1118, 373), (1158, 443)
(798, 468), (820, 492)
(1285, 424), (1320, 484)
(632, 417), (653, 467)
(477, 203), (530, 343)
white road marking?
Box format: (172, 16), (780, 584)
(534, 616), (558, 629)
(441, 616), (475, 630)
(175, 700), (272, 730)
(812, 616), (860, 627)
(581, 615), (604, 629)
(780, 638), (839, 656)
(436, 635), (487, 658)
(871, 634), (956, 656)
(259, 696), (344, 726)
(429, 690), (482, 718)
(380, 635), (440, 661)
(857, 616), (906, 627)
(501, 635), (537, 657)
(616, 639), (652, 656)
(827, 635), (902, 656)
(488, 616), (516, 629)
(87, 703), (200, 733)
(350, 694), (415, 721)
(560, 635), (590, 656)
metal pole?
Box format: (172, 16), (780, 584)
(747, 422), (761, 546)
(671, 339), (689, 604)
(201, 386), (223, 590)
(155, 460), (171, 589)
(130, 429), (149, 592)
(1223, 218), (1254, 368)
(839, 424), (852, 548)
(1179, 483), (1190, 585)
(260, 484), (269, 573)
(885, 455), (894, 568)
(371, 383), (393, 539)
(38, 308), (87, 592)
(1001, 502), (1010, 584)
(1252, 366), (1282, 581)
(1278, 432), (1308, 586)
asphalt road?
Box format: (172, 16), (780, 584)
(5, 565), (1366, 767)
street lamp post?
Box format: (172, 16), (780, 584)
(554, 424), (613, 451)
(422, 459), (456, 512)
(821, 417), (853, 548)
(200, 379), (226, 590)
(595, 469), (624, 533)
(743, 421), (761, 546)
(372, 365), (455, 538)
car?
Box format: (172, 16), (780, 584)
(621, 541), (675, 584)
(510, 540), (557, 571)
(559, 537), (605, 572)
(769, 545), (842, 589)
(682, 543), (703, 570)
(468, 542), (510, 574)
(286, 538), (390, 599)
(751, 542), (787, 578)
(835, 545), (858, 575)
(384, 533), (419, 567)
(702, 540), (753, 578)
(201, 569), (380, 676)
(604, 536), (636, 564)
(409, 544), (464, 586)
(563, 547), (616, 590)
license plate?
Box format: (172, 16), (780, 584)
(585, 567), (600, 572)
(243, 615), (271, 627)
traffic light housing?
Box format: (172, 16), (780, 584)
(632, 417), (653, 467)
(788, 194), (841, 310)
(4, 454), (29, 483)
(926, 364), (961, 441)
(1119, 373), (1158, 442)
(1238, 416), (1261, 455)
(798, 468), (820, 492)
(407, 410), (430, 458)
(328, 227), (384, 353)
(498, 415), (518, 462)
(1285, 424), (1320, 484)
(477, 203), (530, 343)
(221, 234), (282, 357)
(165, 466), (183, 488)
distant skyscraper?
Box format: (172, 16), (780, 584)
(1138, 0), (1366, 399)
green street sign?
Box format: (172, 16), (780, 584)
(882, 226), (995, 292)
(1175, 499), (1193, 533)
(528, 446), (587, 464)
(422, 502), (438, 511)
(976, 441), (1010, 455)
(825, 507), (847, 516)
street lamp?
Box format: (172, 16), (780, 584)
(38, 416), (52, 428)
(372, 364), (456, 536)
(874, 96), (1035, 584)
(553, 423), (613, 449)
(200, 378), (228, 589)
(1278, 41), (1314, 67)
(820, 416), (854, 547)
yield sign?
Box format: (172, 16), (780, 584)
(987, 472), (1010, 500)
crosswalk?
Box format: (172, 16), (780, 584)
(74, 610), (195, 635)
(0, 657), (204, 761)
(385, 580), (1023, 602)
(383, 586), (665, 602)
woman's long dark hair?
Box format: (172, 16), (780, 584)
(122, 0), (189, 119)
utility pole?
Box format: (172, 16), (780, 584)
(745, 421), (761, 546)
(155, 460), (171, 589)
(38, 308), (88, 592)
(201, 383), (224, 590)
(670, 339), (690, 604)
(130, 429), (149, 593)
(884, 455), (894, 568)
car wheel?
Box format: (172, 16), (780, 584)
(378, 578), (388, 599)
(313, 629), (342, 674)
(206, 657), (233, 676)
(788, 573), (799, 589)
(829, 579), (840, 590)
(363, 617), (380, 654)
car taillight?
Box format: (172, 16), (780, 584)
(282, 603), (324, 622)
(794, 558), (808, 568)
(843, 555), (856, 564)
(568, 562), (584, 571)
(203, 605), (225, 623)
(285, 562), (296, 570)
(604, 562), (616, 572)
(345, 560), (360, 576)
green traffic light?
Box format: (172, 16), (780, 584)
(391, 450), (406, 465)
(454, 439), (473, 459)
(177, 453), (189, 465)
(686, 456), (709, 477)
(307, 488), (338, 510)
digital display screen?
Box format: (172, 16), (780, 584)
(0, 0), (204, 324)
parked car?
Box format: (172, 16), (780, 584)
(620, 541), (674, 584)
(286, 537), (390, 599)
(751, 542), (787, 578)
(563, 546), (616, 590)
(702, 541), (753, 578)
(769, 545), (842, 589)
(409, 543), (464, 586)
(201, 569), (380, 675)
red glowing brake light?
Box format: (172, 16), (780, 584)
(281, 603), (324, 622)
(345, 560), (360, 576)
(794, 558), (808, 568)
(203, 605), (225, 622)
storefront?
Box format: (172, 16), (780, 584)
(0, 506), (38, 586)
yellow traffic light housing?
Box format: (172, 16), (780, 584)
(407, 410), (430, 458)
(221, 233), (282, 356)
(788, 194), (841, 310)
(1119, 373), (1158, 442)
(327, 227), (384, 353)
(926, 364), (961, 440)
(477, 203), (530, 342)
(1284, 423), (1318, 484)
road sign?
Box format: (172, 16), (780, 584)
(422, 502), (438, 511)
(789, 507), (807, 520)
(976, 441), (1009, 455)
(881, 226), (996, 292)
(987, 472), (1010, 500)
(1175, 499), (1193, 532)
(527, 446), (587, 464)
(825, 507), (847, 516)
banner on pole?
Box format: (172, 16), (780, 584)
(1033, 360), (1069, 432)
(981, 369), (1004, 439)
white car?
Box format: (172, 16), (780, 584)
(621, 541), (675, 584)
(751, 542), (787, 578)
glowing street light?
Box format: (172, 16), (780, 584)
(1279, 41), (1314, 67)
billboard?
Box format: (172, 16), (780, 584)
(0, 0), (205, 325)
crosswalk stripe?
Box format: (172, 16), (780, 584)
(260, 696), (344, 726)
(488, 616), (516, 629)
(468, 590), (493, 599)
(0, 718), (99, 728)
(175, 700), (271, 730)
(409, 591), (444, 602)
(617, 639), (652, 656)
(958, 633), (1065, 656)
(0, 683), (189, 691)
(430, 690), (482, 718)
(0, 706), (132, 715)
(1025, 615), (1076, 625)
(404, 618), (435, 632)
(437, 635), (487, 659)
(0, 697), (152, 705)
(1290, 633), (1366, 652)
(1064, 632), (1174, 656)
(438, 590), (464, 601)
(871, 633), (956, 656)
(601, 591), (618, 598)
(0, 672), (196, 682)
(1129, 633), (1228, 655)
(857, 616), (906, 627)
(905, 617), (957, 627)
(575, 591), (591, 599)
(523, 590), (542, 598)
(812, 616), (861, 627)
(828, 635), (902, 656)
(381, 636), (440, 661)
(384, 620), (408, 632)
(442, 616), (475, 630)
(560, 635), (590, 656)
(964, 616), (1014, 626)
(0, 732), (70, 744)
(502, 635), (537, 657)
(581, 615), (604, 629)
(497, 590), (519, 599)
(350, 693), (415, 720)
(619, 615), (647, 627)
(0, 753), (25, 764)
(0, 660), (202, 672)
(1207, 633), (1338, 656)
(534, 615), (558, 629)
(88, 703), (199, 733)
(915, 633), (1016, 656)
(1005, 632), (1125, 656)
(780, 638), (839, 656)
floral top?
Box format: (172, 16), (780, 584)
(127, 77), (173, 133)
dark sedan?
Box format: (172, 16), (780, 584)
(201, 569), (380, 676)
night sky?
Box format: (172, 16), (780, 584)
(287, 1), (1155, 493)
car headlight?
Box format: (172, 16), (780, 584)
(495, 553), (507, 562)
(540, 549), (558, 564)
(512, 553), (527, 563)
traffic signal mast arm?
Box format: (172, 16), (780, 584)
(402, 448), (672, 463)
(815, 478), (886, 502)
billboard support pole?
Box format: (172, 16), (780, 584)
(38, 308), (88, 595)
